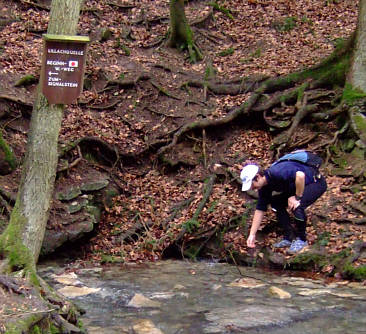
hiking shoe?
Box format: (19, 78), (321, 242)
(273, 239), (292, 248)
(288, 239), (308, 254)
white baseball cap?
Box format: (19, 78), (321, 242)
(240, 164), (259, 191)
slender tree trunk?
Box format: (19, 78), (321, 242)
(168, 0), (202, 63)
(0, 0), (83, 273)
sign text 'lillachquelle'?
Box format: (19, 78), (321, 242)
(41, 34), (89, 105)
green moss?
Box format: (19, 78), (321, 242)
(342, 83), (366, 104)
(315, 231), (331, 246)
(183, 218), (200, 233)
(353, 114), (366, 133)
(5, 314), (44, 333)
(209, 2), (234, 20)
(115, 38), (130, 56)
(343, 263), (366, 280)
(217, 47), (234, 57)
(184, 244), (201, 260)
(30, 325), (41, 334)
(14, 74), (37, 87)
(290, 252), (328, 270)
(0, 131), (17, 170)
(273, 16), (297, 32)
(0, 205), (36, 274)
(50, 324), (60, 334)
(100, 254), (124, 264)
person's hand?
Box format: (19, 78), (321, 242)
(247, 234), (256, 248)
(288, 196), (300, 211)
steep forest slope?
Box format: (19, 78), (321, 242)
(0, 0), (364, 278)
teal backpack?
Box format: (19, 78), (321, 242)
(272, 150), (323, 170)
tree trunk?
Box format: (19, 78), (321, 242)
(346, 0), (366, 146)
(168, 0), (202, 63)
(347, 0), (366, 90)
(0, 0), (83, 273)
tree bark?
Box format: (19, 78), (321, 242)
(168, 0), (202, 63)
(347, 0), (366, 91)
(0, 0), (83, 272)
(346, 0), (366, 146)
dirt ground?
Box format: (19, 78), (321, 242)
(0, 0), (365, 269)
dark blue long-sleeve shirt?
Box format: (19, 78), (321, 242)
(256, 161), (318, 211)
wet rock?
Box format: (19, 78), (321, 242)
(212, 284), (222, 290)
(132, 319), (164, 334)
(205, 305), (300, 332)
(68, 200), (87, 214)
(329, 291), (364, 299)
(51, 272), (82, 286)
(173, 284), (186, 290)
(88, 326), (129, 334)
(128, 293), (161, 308)
(268, 286), (291, 299)
(150, 291), (188, 299)
(297, 288), (332, 296)
(77, 267), (103, 276)
(228, 277), (267, 289)
(348, 282), (366, 289)
(58, 286), (101, 297)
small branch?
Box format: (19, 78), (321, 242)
(202, 129), (207, 168)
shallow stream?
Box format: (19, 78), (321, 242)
(38, 260), (366, 334)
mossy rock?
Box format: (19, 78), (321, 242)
(80, 179), (109, 192)
(330, 152), (366, 178)
(56, 187), (82, 201)
(288, 250), (328, 270)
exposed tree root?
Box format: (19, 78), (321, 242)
(0, 194), (11, 217)
(185, 74), (268, 95)
(105, 73), (151, 89)
(0, 275), (30, 295)
(151, 81), (181, 100)
(157, 37), (358, 156)
(0, 94), (33, 107)
(0, 272), (84, 333)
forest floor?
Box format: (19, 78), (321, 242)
(0, 0), (365, 279)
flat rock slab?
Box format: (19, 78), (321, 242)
(204, 305), (300, 333)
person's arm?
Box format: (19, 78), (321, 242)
(288, 171), (305, 210)
(247, 209), (265, 248)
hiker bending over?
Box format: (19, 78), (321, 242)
(240, 158), (327, 253)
